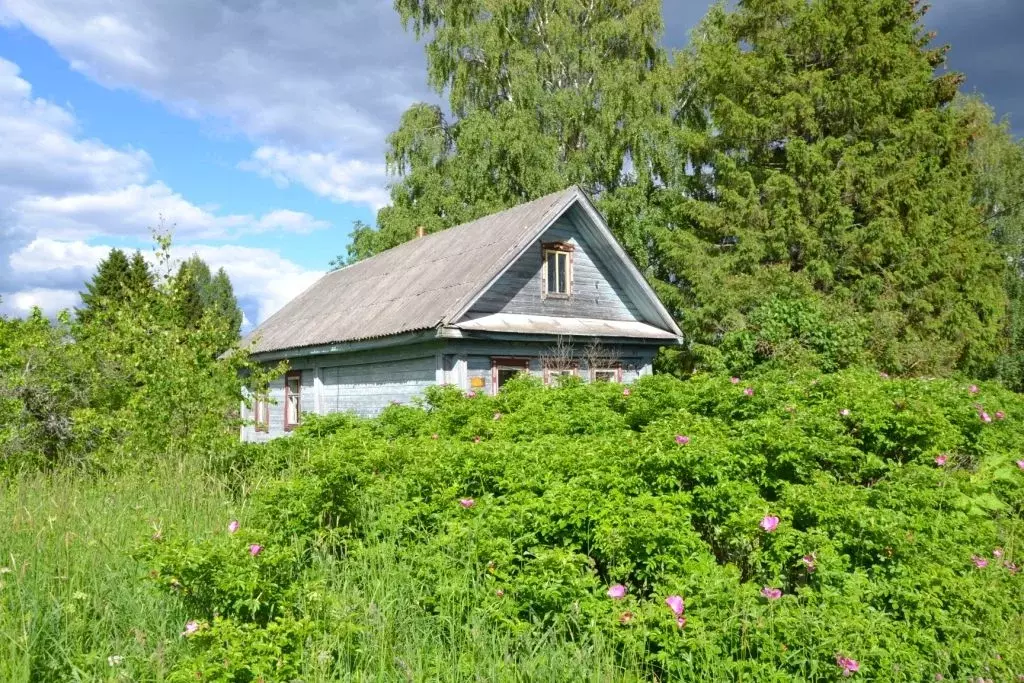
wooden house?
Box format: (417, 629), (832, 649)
(240, 186), (682, 441)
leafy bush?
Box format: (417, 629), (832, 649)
(148, 369), (1024, 680)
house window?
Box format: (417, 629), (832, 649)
(253, 395), (270, 432)
(284, 370), (301, 430)
(544, 364), (578, 386)
(491, 357), (530, 395)
(592, 367), (621, 383)
(543, 242), (573, 297)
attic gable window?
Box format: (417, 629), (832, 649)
(542, 242), (573, 297)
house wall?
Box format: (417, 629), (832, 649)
(467, 215), (643, 321)
(241, 338), (660, 442)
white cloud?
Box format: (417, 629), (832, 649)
(0, 57), (331, 323)
(0, 0), (432, 154)
(243, 147), (390, 210)
(3, 237), (324, 327)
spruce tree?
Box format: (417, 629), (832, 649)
(173, 255), (212, 329)
(77, 249), (131, 324)
(125, 251), (155, 299)
(207, 268), (243, 343)
(657, 0), (1007, 375)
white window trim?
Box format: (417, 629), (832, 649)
(542, 243), (573, 298)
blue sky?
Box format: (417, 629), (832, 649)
(0, 0), (1019, 329)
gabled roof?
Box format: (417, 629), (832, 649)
(242, 186), (681, 356)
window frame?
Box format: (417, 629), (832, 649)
(253, 394), (270, 432)
(284, 370), (302, 431)
(490, 357), (531, 395)
(543, 363), (579, 386)
(541, 242), (573, 298)
(590, 365), (622, 384)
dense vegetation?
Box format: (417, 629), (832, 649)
(4, 371), (1022, 680)
(340, 0), (1024, 383)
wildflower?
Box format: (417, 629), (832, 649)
(993, 548), (1004, 559)
(467, 390), (477, 398)
(495, 589), (504, 597)
(607, 584), (627, 599)
(934, 675), (944, 681)
(473, 436), (481, 443)
(108, 655), (123, 667)
(228, 520), (240, 534)
(730, 376), (740, 384)
(801, 554), (816, 573)
(744, 387), (755, 397)
(675, 434), (690, 445)
(676, 616), (687, 628)
(972, 555), (988, 569)
(935, 454), (948, 466)
(459, 498), (475, 509)
(760, 515), (780, 533)
(623, 388), (631, 396)
(181, 620), (200, 637)
(880, 372), (889, 379)
(840, 408), (851, 417)
(1017, 460), (1024, 470)
(1005, 562), (1020, 574)
(969, 384), (979, 395)
(760, 586), (782, 600)
(836, 655), (860, 676)
(979, 410), (992, 423)
(664, 595), (684, 617)
(493, 412), (502, 420)
(619, 611), (634, 625)
(431, 433), (439, 440)
(0, 567), (11, 574)
(248, 544), (263, 557)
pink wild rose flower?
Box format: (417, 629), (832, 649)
(1017, 460), (1024, 470)
(801, 554), (817, 573)
(744, 387), (755, 397)
(730, 376), (740, 384)
(622, 388), (631, 396)
(979, 410), (992, 423)
(181, 620), (200, 637)
(675, 616), (687, 628)
(995, 410), (1006, 420)
(935, 454), (948, 466)
(761, 586), (782, 600)
(459, 498), (475, 509)
(840, 408), (851, 417)
(228, 520), (240, 534)
(760, 515), (780, 532)
(495, 589), (504, 597)
(665, 595), (684, 617)
(969, 384), (980, 395)
(248, 544), (263, 557)
(493, 412), (502, 420)
(836, 655), (860, 676)
(675, 434), (690, 445)
(607, 584), (627, 599)
(993, 548), (1004, 559)
(467, 390), (476, 398)
(972, 555), (988, 569)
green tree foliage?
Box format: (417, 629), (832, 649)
(342, 0), (678, 264)
(173, 255), (243, 348)
(656, 0), (1007, 377)
(77, 248), (154, 324)
(958, 95), (1024, 389)
(0, 237), (272, 472)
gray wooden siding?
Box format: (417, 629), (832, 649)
(467, 216), (643, 321)
(320, 355), (436, 417)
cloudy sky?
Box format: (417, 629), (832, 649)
(1, 0), (1020, 328)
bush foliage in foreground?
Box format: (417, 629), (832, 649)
(142, 369), (1024, 681)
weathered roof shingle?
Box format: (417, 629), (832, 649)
(243, 187), (579, 354)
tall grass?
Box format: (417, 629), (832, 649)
(1, 462), (642, 681)
(0, 461), (234, 681)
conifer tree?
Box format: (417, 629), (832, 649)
(77, 249), (131, 324)
(207, 268), (243, 342)
(656, 0), (1007, 375)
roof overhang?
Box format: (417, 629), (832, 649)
(447, 313), (681, 343)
